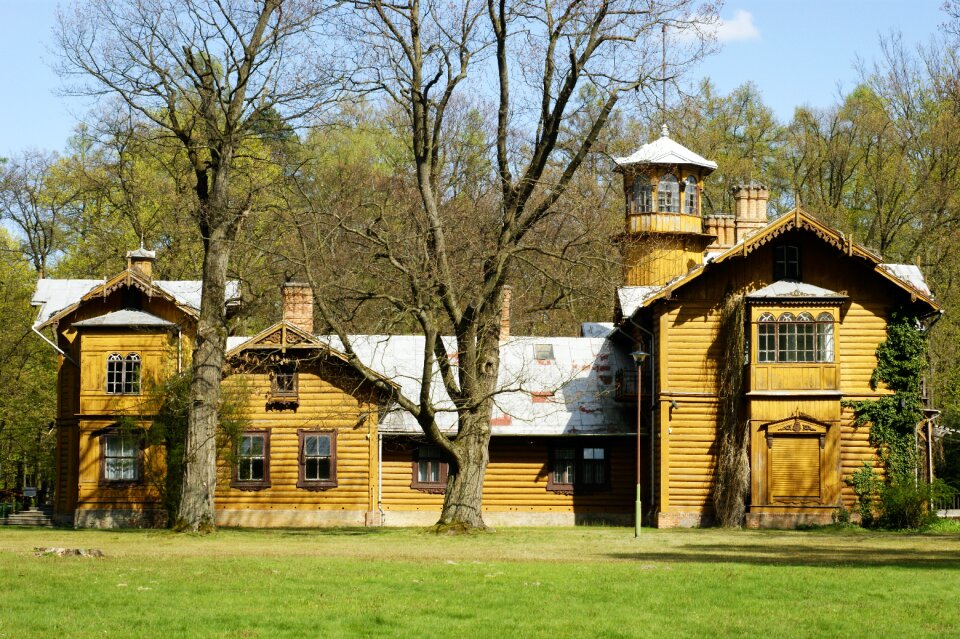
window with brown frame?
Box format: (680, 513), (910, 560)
(773, 244), (801, 281)
(547, 445), (608, 493)
(99, 431), (142, 486)
(271, 365), (298, 398)
(106, 352), (141, 394)
(411, 445), (448, 493)
(297, 429), (337, 490)
(232, 430), (271, 490)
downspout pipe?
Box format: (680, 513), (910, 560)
(625, 316), (657, 517)
(378, 432), (385, 526)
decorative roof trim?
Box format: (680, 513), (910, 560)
(622, 208), (940, 316)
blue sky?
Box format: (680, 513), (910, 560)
(0, 1), (951, 157)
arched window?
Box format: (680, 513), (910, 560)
(758, 313), (776, 362)
(817, 312), (835, 362)
(657, 174), (679, 213)
(106, 352), (141, 395)
(633, 177), (653, 213)
(759, 312), (835, 363)
(683, 176), (699, 214)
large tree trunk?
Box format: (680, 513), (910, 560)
(176, 161), (235, 530)
(438, 420), (491, 530)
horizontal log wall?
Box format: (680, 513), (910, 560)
(381, 437), (636, 516)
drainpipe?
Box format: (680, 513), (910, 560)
(176, 326), (182, 373)
(626, 317), (658, 517)
(377, 432), (385, 526)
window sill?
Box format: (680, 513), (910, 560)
(98, 480), (142, 488)
(547, 484), (609, 495)
(231, 481), (271, 491)
(296, 480), (338, 491)
(410, 483), (446, 494)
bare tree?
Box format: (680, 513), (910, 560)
(0, 152), (80, 277)
(290, 0), (717, 529)
(55, 0), (338, 530)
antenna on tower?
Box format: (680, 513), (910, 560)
(661, 22), (668, 137)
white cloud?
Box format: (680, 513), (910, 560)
(715, 9), (760, 43)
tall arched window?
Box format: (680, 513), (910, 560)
(633, 177), (653, 213)
(817, 312), (835, 362)
(758, 312), (835, 363)
(683, 176), (699, 214)
(657, 174), (679, 213)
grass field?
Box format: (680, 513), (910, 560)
(1, 523), (959, 638)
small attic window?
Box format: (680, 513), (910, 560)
(534, 344), (555, 361)
(657, 174), (680, 213)
(774, 245), (800, 281)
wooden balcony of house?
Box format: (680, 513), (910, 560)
(627, 212), (703, 235)
(614, 369), (638, 402)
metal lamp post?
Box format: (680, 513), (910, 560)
(630, 349), (649, 537)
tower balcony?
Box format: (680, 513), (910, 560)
(627, 212), (703, 235)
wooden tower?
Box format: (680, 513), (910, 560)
(614, 126), (718, 287)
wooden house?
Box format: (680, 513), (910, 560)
(32, 129), (941, 528)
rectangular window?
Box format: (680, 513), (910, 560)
(298, 430), (337, 489)
(101, 432), (140, 483)
(411, 445), (448, 493)
(757, 312), (836, 364)
(547, 446), (608, 493)
(773, 245), (800, 281)
(533, 344), (555, 361)
(271, 365), (298, 397)
(106, 353), (141, 395)
(233, 430), (271, 490)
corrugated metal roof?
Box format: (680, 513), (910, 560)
(32, 277), (241, 327)
(879, 264), (932, 297)
(310, 334), (632, 436)
(746, 281), (846, 299)
(72, 309), (175, 328)
(614, 127), (718, 171)
(616, 286), (663, 318)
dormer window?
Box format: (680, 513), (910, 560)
(632, 177), (653, 213)
(774, 245), (800, 281)
(657, 174), (679, 213)
(683, 176), (698, 215)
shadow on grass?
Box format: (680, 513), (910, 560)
(608, 543), (960, 569)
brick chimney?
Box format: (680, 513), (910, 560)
(499, 285), (512, 341)
(703, 214), (736, 250)
(732, 182), (769, 243)
(126, 247), (156, 279)
(281, 282), (314, 334)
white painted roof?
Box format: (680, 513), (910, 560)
(616, 286), (663, 318)
(580, 322), (615, 338)
(32, 277), (241, 327)
(880, 264), (933, 297)
(304, 334), (633, 436)
(72, 309), (175, 328)
(614, 127), (718, 171)
(746, 280), (847, 299)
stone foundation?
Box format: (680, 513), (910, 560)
(74, 508), (166, 529)
(215, 509), (370, 528)
(745, 510), (836, 529)
(655, 510), (713, 528)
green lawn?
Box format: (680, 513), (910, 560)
(1, 524), (958, 638)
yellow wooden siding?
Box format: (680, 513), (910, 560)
(661, 399), (718, 510)
(78, 332), (176, 416)
(215, 369), (377, 512)
(381, 438), (635, 514)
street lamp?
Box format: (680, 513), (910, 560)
(630, 349), (649, 537)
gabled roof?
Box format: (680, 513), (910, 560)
(614, 126), (718, 171)
(621, 208), (940, 317)
(32, 271), (241, 329)
(72, 309), (175, 328)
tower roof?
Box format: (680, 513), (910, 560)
(614, 125), (717, 172)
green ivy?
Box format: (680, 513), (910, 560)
(843, 313), (926, 483)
